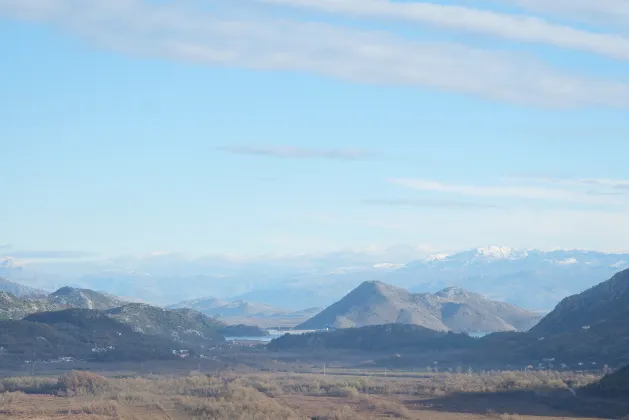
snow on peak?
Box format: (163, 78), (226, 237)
(425, 253), (450, 262)
(475, 246), (526, 261)
(555, 257), (578, 265)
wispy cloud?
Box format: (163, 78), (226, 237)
(0, 0), (628, 107)
(509, 176), (629, 194)
(261, 0), (629, 60)
(464, 0), (629, 28)
(5, 250), (92, 259)
(388, 178), (622, 204)
(362, 198), (500, 209)
(219, 145), (380, 160)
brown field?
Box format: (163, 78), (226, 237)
(0, 367), (625, 420)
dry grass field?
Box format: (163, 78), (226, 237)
(0, 369), (622, 420)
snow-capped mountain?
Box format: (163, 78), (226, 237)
(391, 248), (629, 311)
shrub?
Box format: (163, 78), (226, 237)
(57, 371), (112, 396)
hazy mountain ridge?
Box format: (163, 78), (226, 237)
(219, 248), (629, 311)
(169, 296), (321, 328)
(298, 281), (541, 332)
(0, 277), (47, 298)
(4, 248), (628, 311)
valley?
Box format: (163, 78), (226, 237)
(1, 266), (629, 419)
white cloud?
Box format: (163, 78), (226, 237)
(0, 0), (628, 106)
(261, 0), (629, 60)
(467, 0), (629, 28)
(388, 178), (616, 203)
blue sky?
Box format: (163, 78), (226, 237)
(2, 0), (629, 262)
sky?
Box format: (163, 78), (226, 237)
(2, 0), (629, 263)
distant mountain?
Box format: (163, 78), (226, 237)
(398, 248), (629, 311)
(531, 268), (629, 335)
(0, 277), (47, 298)
(5, 248), (628, 314)
(298, 281), (541, 332)
(169, 297), (321, 328)
(228, 248), (629, 312)
(167, 297), (229, 312)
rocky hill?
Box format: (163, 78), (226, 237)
(531, 268), (629, 335)
(0, 287), (126, 320)
(49, 287), (126, 310)
(1, 287), (130, 320)
(0, 291), (66, 319)
(298, 281), (541, 333)
(0, 277), (47, 298)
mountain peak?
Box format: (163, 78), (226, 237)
(474, 246), (526, 260)
(435, 286), (472, 298)
(299, 280), (538, 332)
(52, 286), (78, 296)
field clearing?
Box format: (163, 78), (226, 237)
(0, 368), (623, 420)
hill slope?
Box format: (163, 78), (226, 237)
(531, 268), (629, 335)
(105, 304), (227, 345)
(298, 281), (541, 333)
(0, 291), (67, 320)
(0, 309), (182, 363)
(1, 289), (262, 346)
(0, 286), (126, 321)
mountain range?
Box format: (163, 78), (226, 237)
(0, 286), (265, 350)
(273, 268), (629, 367)
(297, 281), (541, 332)
(4, 248), (628, 312)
